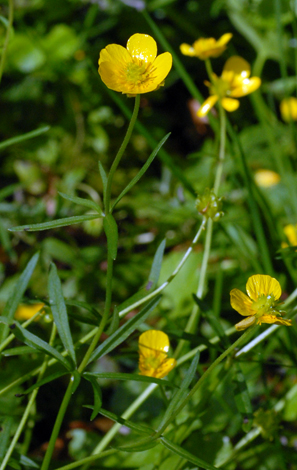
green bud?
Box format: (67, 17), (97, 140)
(195, 188), (224, 221)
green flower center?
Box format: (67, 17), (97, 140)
(211, 77), (231, 98)
(252, 294), (275, 316)
(126, 61), (150, 85)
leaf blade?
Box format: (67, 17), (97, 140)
(9, 214), (101, 232)
(58, 192), (103, 215)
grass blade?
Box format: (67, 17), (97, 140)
(9, 214), (101, 232)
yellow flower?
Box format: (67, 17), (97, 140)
(98, 33), (172, 95)
(283, 224), (297, 247)
(230, 274), (292, 331)
(254, 169), (280, 188)
(15, 303), (45, 321)
(280, 97), (297, 122)
(180, 33), (232, 60)
(138, 330), (176, 378)
(198, 56), (261, 117)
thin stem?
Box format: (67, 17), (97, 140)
(0, 0), (14, 85)
(0, 324), (56, 470)
(0, 309), (43, 353)
(104, 94), (140, 213)
(214, 104), (226, 194)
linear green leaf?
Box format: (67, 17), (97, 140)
(0, 126), (50, 151)
(160, 437), (219, 470)
(0, 252), (39, 344)
(103, 213), (118, 261)
(58, 192), (103, 215)
(98, 161), (108, 196)
(157, 351), (200, 431)
(2, 346), (39, 357)
(9, 214), (101, 232)
(48, 263), (76, 367)
(0, 317), (72, 371)
(88, 296), (161, 364)
(148, 238), (166, 288)
(98, 408), (154, 435)
(65, 300), (101, 319)
(112, 133), (170, 210)
(84, 375), (102, 420)
(0, 417), (13, 461)
(83, 372), (178, 388)
(20, 371), (69, 395)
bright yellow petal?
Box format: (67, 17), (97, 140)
(15, 303), (45, 321)
(144, 52), (172, 90)
(230, 77), (261, 97)
(154, 358), (176, 378)
(280, 97), (297, 122)
(197, 95), (218, 117)
(254, 169), (280, 188)
(221, 97), (240, 112)
(217, 33), (233, 47)
(180, 43), (196, 57)
(98, 44), (132, 92)
(126, 33), (157, 64)
(284, 224), (297, 246)
(258, 314), (292, 326)
(246, 275), (282, 301)
(235, 316), (256, 331)
(139, 330), (170, 357)
(223, 56), (251, 80)
(230, 288), (255, 316)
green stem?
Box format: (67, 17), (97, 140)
(0, 0), (13, 85)
(214, 104), (226, 194)
(104, 94), (140, 213)
(0, 324), (56, 470)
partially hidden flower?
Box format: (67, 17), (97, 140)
(180, 33), (232, 60)
(98, 33), (172, 95)
(254, 169), (280, 188)
(15, 303), (45, 321)
(280, 97), (297, 122)
(230, 274), (292, 331)
(138, 330), (176, 378)
(195, 188), (224, 221)
(282, 224), (297, 248)
(198, 56), (261, 117)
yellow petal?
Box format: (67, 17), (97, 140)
(139, 330), (170, 357)
(223, 56), (251, 80)
(230, 77), (261, 97)
(217, 33), (233, 47)
(197, 95), (218, 117)
(15, 303), (45, 321)
(258, 314), (292, 326)
(98, 44), (132, 92)
(230, 288), (255, 316)
(246, 275), (282, 301)
(154, 357), (176, 378)
(235, 316), (256, 331)
(126, 33), (157, 64)
(221, 97), (240, 112)
(144, 52), (172, 91)
(180, 43), (196, 57)
(284, 224), (297, 246)
(254, 169), (280, 188)
(280, 97), (297, 122)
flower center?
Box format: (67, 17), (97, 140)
(211, 77), (231, 99)
(126, 61), (150, 86)
(143, 355), (163, 370)
(252, 294), (275, 316)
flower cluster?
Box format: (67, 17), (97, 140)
(138, 330), (176, 378)
(230, 274), (292, 331)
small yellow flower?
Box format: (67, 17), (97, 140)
(180, 33), (232, 60)
(198, 56), (261, 117)
(254, 169), (280, 188)
(230, 274), (292, 331)
(283, 224), (297, 247)
(138, 330), (176, 378)
(280, 97), (297, 122)
(15, 303), (45, 321)
(98, 33), (172, 95)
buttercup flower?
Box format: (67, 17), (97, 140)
(283, 224), (297, 248)
(98, 33), (172, 95)
(138, 330), (176, 378)
(15, 303), (45, 321)
(198, 56), (261, 117)
(254, 169), (280, 188)
(280, 97), (297, 122)
(230, 274), (292, 331)
(180, 33), (232, 60)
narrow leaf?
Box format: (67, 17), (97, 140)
(114, 437), (159, 453)
(9, 214), (101, 232)
(98, 161), (107, 195)
(192, 295), (229, 348)
(0, 252), (39, 344)
(0, 317), (72, 371)
(71, 370), (82, 394)
(83, 372), (178, 388)
(148, 239), (166, 289)
(2, 346), (39, 357)
(84, 375), (102, 420)
(158, 352), (200, 431)
(103, 214), (118, 261)
(98, 408), (154, 435)
(58, 192), (103, 215)
(112, 133), (170, 210)
(88, 296), (161, 364)
(21, 371), (69, 395)
(106, 306), (119, 335)
(65, 300), (101, 319)
(48, 263), (76, 367)
(0, 126), (50, 151)
(160, 437), (219, 470)
(232, 363), (253, 432)
(0, 417), (13, 461)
